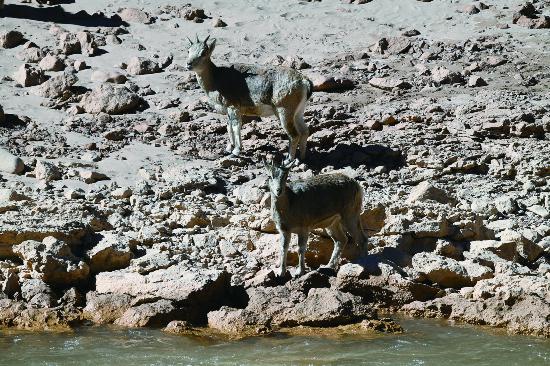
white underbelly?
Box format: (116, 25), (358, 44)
(256, 104), (275, 117)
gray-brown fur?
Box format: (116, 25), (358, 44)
(186, 36), (313, 161)
(265, 160), (368, 276)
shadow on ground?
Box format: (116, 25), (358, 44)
(1, 4), (128, 27)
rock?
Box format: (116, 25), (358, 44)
(74, 60), (87, 71)
(163, 320), (193, 334)
(0, 147), (24, 175)
(369, 77), (412, 91)
(311, 75), (354, 92)
(115, 300), (182, 327)
(468, 240), (517, 262)
(38, 54), (65, 71)
(83, 291), (133, 324)
(118, 8), (154, 24)
(499, 230), (543, 263)
(79, 83), (141, 115)
(13, 64), (46, 87)
(212, 18), (227, 27)
(406, 181), (454, 205)
(412, 252), (487, 288)
(31, 73), (77, 99)
(13, 237), (90, 286)
(126, 56), (162, 75)
(57, 32), (81, 55)
(461, 4), (480, 15)
(95, 265), (231, 323)
(0, 30), (23, 48)
(402, 273), (550, 337)
(86, 231), (135, 273)
(361, 318), (403, 333)
(90, 70), (128, 84)
(527, 205), (549, 218)
(431, 66), (463, 84)
(16, 45), (45, 63)
(103, 128), (126, 141)
(79, 170), (109, 183)
(385, 36), (411, 54)
(467, 75), (487, 87)
(34, 160), (61, 182)
(21, 279), (55, 308)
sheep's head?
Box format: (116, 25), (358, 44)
(186, 35), (216, 72)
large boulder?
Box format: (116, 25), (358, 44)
(126, 56), (161, 75)
(95, 264), (231, 324)
(82, 291), (133, 324)
(0, 30), (23, 48)
(0, 147), (24, 175)
(13, 64), (47, 87)
(86, 231), (135, 273)
(412, 252), (492, 288)
(34, 160), (61, 182)
(31, 73), (77, 99)
(13, 237), (90, 286)
(402, 273), (550, 337)
(79, 83), (141, 115)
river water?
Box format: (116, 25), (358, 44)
(0, 318), (548, 366)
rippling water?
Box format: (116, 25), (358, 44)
(0, 318), (548, 365)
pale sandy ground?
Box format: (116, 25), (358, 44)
(1, 0), (548, 187)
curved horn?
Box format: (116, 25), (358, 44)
(203, 35), (211, 44)
(195, 34), (200, 43)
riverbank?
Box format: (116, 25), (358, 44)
(1, 317), (549, 365)
(0, 0), (549, 338)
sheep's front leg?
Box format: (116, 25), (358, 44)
(277, 231), (291, 277)
(296, 231), (309, 276)
(227, 108), (242, 157)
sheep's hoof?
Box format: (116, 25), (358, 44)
(224, 143), (234, 154)
(317, 265), (337, 277)
(231, 148), (241, 157)
(294, 268), (306, 277)
(276, 266), (287, 278)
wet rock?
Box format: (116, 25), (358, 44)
(31, 73), (78, 99)
(95, 265), (231, 323)
(126, 56), (162, 75)
(13, 64), (47, 87)
(80, 83), (141, 115)
(361, 318), (403, 333)
(0, 147), (24, 175)
(115, 299), (182, 327)
(402, 274), (550, 337)
(34, 160), (61, 182)
(369, 77), (412, 91)
(163, 320), (193, 334)
(83, 291), (133, 324)
(0, 30), (23, 48)
(13, 237), (90, 286)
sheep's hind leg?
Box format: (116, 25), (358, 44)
(276, 107), (299, 164)
(296, 231), (309, 276)
(225, 116), (235, 154)
(228, 108), (243, 157)
(323, 221), (348, 270)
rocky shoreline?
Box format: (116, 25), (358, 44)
(1, 1), (549, 338)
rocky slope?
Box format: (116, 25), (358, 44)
(0, 1), (548, 337)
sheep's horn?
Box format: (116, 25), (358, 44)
(195, 34), (200, 43)
(203, 35), (211, 45)
(186, 37), (193, 46)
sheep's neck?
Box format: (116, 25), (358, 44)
(195, 60), (217, 92)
